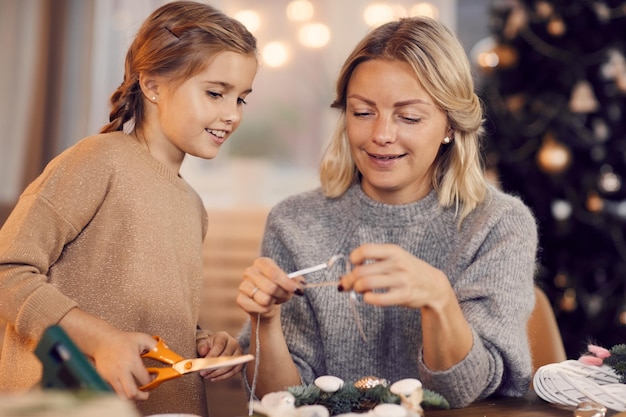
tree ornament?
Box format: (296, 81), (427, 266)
(551, 199), (572, 221)
(569, 80), (599, 114)
(559, 287), (577, 312)
(586, 192), (604, 213)
(547, 16), (566, 36)
(492, 43), (519, 69)
(598, 168), (621, 194)
(470, 37), (518, 74)
(534, 1), (554, 19)
(536, 133), (572, 174)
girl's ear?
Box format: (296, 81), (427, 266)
(138, 73), (160, 102)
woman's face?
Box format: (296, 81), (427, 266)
(345, 58), (449, 205)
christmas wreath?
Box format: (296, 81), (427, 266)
(287, 378), (449, 415)
(252, 375), (449, 416)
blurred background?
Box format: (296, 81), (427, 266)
(1, 0), (626, 387)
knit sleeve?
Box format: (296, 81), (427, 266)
(417, 193), (538, 407)
(0, 141), (111, 341)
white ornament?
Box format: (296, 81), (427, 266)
(296, 404), (330, 417)
(314, 375), (344, 393)
(390, 378), (424, 415)
(254, 391), (297, 417)
(372, 403), (408, 417)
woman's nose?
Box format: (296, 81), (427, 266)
(371, 116), (395, 145)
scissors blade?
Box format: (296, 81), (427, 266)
(173, 353), (254, 374)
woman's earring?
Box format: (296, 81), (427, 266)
(151, 96), (156, 101)
(442, 136), (451, 144)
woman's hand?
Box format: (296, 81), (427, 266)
(339, 243), (453, 311)
(339, 243), (472, 371)
(236, 257), (305, 319)
(197, 331), (243, 381)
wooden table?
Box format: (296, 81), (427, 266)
(426, 390), (620, 417)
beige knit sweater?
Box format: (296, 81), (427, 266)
(0, 132), (210, 416)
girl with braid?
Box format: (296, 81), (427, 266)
(0, 1), (257, 415)
(237, 17), (537, 408)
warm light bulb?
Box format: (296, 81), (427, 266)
(363, 3), (395, 27)
(298, 23), (330, 48)
(234, 9), (261, 33)
(410, 3), (439, 19)
(286, 0), (314, 22)
(262, 42), (290, 68)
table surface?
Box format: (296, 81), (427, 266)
(425, 390), (621, 417)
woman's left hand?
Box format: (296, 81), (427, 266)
(339, 243), (452, 310)
(197, 331), (244, 381)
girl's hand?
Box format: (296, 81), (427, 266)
(339, 243), (452, 311)
(236, 257), (304, 319)
(90, 330), (157, 401)
(197, 331), (243, 381)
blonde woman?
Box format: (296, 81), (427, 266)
(237, 16), (537, 408)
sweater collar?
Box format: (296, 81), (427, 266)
(345, 183), (441, 226)
(119, 132), (190, 192)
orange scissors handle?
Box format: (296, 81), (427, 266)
(139, 336), (186, 391)
(140, 366), (181, 391)
(141, 336), (185, 364)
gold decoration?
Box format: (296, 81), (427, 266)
(586, 192), (604, 213)
(547, 17), (566, 36)
(536, 133), (572, 174)
(492, 43), (519, 69)
(559, 288), (577, 312)
(569, 80), (599, 113)
(471, 38), (518, 74)
(354, 376), (388, 390)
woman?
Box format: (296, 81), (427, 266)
(237, 16), (537, 408)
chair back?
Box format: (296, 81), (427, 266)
(528, 286), (567, 374)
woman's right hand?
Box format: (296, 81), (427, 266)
(236, 257), (304, 319)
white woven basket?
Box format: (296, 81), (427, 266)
(534, 360), (626, 411)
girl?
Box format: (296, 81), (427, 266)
(0, 1), (257, 416)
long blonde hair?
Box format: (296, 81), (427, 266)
(320, 16), (486, 223)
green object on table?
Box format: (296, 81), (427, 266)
(35, 325), (113, 392)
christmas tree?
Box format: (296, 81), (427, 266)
(477, 0), (626, 358)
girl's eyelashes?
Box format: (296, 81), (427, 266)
(206, 91), (248, 105)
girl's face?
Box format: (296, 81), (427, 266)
(345, 59), (449, 205)
(148, 51), (257, 171)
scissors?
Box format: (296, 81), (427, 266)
(139, 336), (254, 391)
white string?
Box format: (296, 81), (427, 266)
(248, 313), (261, 416)
(246, 255), (366, 414)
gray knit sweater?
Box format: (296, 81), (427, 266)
(239, 183), (538, 408)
